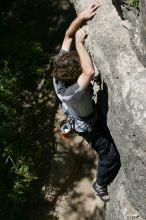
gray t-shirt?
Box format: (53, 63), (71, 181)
(53, 50), (95, 132)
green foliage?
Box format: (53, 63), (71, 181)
(0, 0), (74, 218)
(0, 2), (55, 219)
(0, 58), (50, 220)
(0, 57), (37, 219)
(0, 45), (52, 219)
(0, 157), (37, 220)
(128, 0), (139, 7)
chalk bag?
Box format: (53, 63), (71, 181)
(59, 119), (73, 139)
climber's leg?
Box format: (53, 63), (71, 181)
(91, 128), (121, 199)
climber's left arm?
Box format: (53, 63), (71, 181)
(61, 3), (100, 52)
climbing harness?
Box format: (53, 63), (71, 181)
(59, 104), (96, 142)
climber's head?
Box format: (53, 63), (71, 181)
(53, 51), (82, 86)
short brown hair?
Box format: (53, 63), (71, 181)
(53, 51), (82, 86)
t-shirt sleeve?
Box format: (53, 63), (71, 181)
(58, 49), (68, 57)
(63, 82), (80, 96)
(63, 82), (86, 100)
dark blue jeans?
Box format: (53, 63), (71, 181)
(81, 125), (121, 187)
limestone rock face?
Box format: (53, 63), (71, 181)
(70, 0), (146, 219)
(139, 0), (146, 65)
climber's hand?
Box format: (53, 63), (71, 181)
(75, 28), (88, 44)
(79, 2), (100, 20)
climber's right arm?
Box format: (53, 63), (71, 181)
(61, 3), (99, 52)
(76, 28), (95, 90)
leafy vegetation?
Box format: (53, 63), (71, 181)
(0, 1), (57, 220)
(128, 0), (139, 7)
(0, 0), (75, 219)
(0, 35), (53, 220)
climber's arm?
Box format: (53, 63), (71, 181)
(61, 3), (99, 52)
(76, 28), (95, 90)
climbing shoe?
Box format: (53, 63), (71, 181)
(92, 181), (110, 202)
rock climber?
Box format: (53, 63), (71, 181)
(52, 2), (121, 202)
